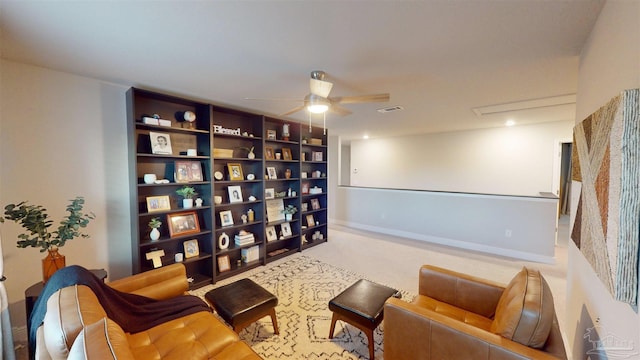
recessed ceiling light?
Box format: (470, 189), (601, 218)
(363, 135), (369, 139)
(505, 120), (516, 127)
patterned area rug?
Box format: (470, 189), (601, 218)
(190, 255), (414, 359)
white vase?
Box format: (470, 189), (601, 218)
(150, 228), (160, 241)
(248, 151), (255, 159)
(183, 198), (193, 209)
(285, 213), (293, 221)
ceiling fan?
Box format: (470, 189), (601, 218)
(249, 71), (390, 117)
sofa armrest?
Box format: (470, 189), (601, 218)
(108, 263), (188, 300)
(419, 265), (505, 318)
(384, 298), (563, 360)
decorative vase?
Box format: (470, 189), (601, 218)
(183, 198), (193, 209)
(285, 213), (293, 221)
(42, 246), (66, 283)
(150, 228), (160, 241)
(247, 150), (255, 159)
(285, 169), (292, 179)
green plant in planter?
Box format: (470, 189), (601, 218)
(148, 217), (162, 229)
(0, 196), (95, 252)
(282, 204), (298, 215)
(176, 186), (197, 199)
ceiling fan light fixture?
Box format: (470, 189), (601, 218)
(306, 94), (330, 114)
(308, 104), (329, 113)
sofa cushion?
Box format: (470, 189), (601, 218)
(490, 267), (554, 348)
(43, 285), (107, 360)
(68, 317), (135, 359)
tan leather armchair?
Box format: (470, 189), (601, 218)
(384, 265), (566, 359)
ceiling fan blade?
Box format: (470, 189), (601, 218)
(280, 105), (306, 116)
(329, 103), (352, 116)
(330, 93), (390, 104)
(310, 78), (333, 98)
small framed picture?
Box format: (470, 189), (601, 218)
(183, 239), (199, 259)
(228, 185), (243, 203)
(146, 195), (171, 212)
(312, 151), (323, 162)
(150, 131), (173, 155)
(281, 222), (292, 237)
(265, 225), (277, 242)
(267, 129), (277, 140)
(219, 210), (234, 227)
(265, 146), (275, 160)
(174, 161), (203, 183)
(306, 214), (315, 227)
(311, 198), (320, 210)
(301, 202), (308, 212)
(302, 182), (310, 194)
(167, 211), (200, 237)
(218, 255), (231, 272)
(227, 163), (243, 181)
(265, 188), (275, 199)
(267, 166), (277, 180)
(282, 148), (293, 160)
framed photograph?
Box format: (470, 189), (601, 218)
(228, 185), (243, 203)
(311, 198), (321, 210)
(265, 188), (275, 199)
(219, 210), (234, 226)
(282, 148), (293, 160)
(312, 151), (323, 162)
(183, 239), (199, 259)
(150, 131), (173, 155)
(227, 163), (243, 181)
(265, 225), (277, 242)
(267, 166), (277, 180)
(266, 199), (285, 223)
(301, 202), (308, 212)
(265, 146), (275, 160)
(281, 222), (292, 237)
(167, 211), (200, 237)
(267, 129), (277, 140)
(306, 214), (316, 227)
(217, 255), (230, 272)
(174, 161), (203, 183)
(146, 195), (171, 212)
(302, 182), (310, 194)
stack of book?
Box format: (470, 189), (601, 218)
(235, 232), (255, 246)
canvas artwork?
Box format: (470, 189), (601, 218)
(571, 89), (639, 305)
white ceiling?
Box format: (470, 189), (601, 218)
(0, 1), (604, 140)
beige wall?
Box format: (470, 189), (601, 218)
(567, 1), (640, 358)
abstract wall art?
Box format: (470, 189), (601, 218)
(571, 89), (639, 306)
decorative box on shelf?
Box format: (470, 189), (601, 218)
(309, 138), (323, 145)
(213, 148), (234, 158)
(241, 245), (260, 263)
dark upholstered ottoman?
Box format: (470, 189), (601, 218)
(329, 279), (401, 359)
(205, 278), (279, 334)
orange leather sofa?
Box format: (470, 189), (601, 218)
(384, 265), (567, 359)
(35, 263), (261, 360)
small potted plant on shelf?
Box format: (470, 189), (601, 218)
(0, 196), (95, 283)
(176, 186), (198, 209)
(148, 217), (162, 241)
(282, 204), (298, 221)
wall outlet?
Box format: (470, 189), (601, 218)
(505, 229), (512, 237)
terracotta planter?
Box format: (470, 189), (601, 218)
(42, 246), (66, 283)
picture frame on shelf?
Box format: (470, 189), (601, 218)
(227, 163), (243, 181)
(265, 146), (275, 160)
(282, 148), (292, 160)
(267, 166), (277, 180)
(306, 214), (316, 227)
(183, 239), (199, 259)
(301, 182), (310, 194)
(265, 225), (277, 242)
(312, 151), (323, 162)
(265, 188), (275, 199)
(219, 210), (234, 227)
(149, 131), (173, 155)
(146, 195), (171, 212)
(174, 160), (203, 183)
(281, 222), (292, 237)
(228, 185), (243, 203)
(167, 211), (200, 237)
(311, 198), (320, 210)
(266, 199), (285, 223)
(267, 129), (277, 140)
(218, 255), (231, 272)
(301, 202), (308, 212)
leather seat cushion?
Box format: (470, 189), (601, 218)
(412, 295), (493, 331)
(205, 278), (278, 327)
(490, 267), (554, 348)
